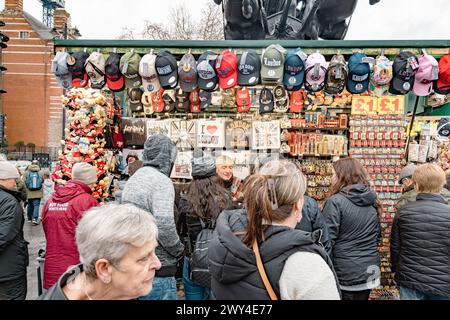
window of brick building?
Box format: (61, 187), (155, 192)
(19, 31), (30, 39)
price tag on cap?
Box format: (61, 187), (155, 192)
(122, 61), (129, 74)
(362, 57), (376, 65)
(431, 65), (439, 80)
(296, 50), (308, 61)
(335, 64), (342, 79)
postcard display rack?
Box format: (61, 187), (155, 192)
(349, 95), (407, 300)
(121, 88), (352, 199)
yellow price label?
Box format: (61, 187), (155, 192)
(351, 96), (377, 115)
(377, 96), (405, 115)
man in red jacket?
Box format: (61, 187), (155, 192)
(42, 163), (98, 290)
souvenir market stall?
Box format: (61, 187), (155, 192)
(52, 39), (450, 299)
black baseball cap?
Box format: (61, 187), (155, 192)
(259, 87), (274, 114)
(67, 52), (89, 88)
(105, 53), (125, 92)
(199, 90), (212, 111)
(389, 51), (419, 95)
(175, 88), (190, 112)
(127, 88), (143, 112)
(197, 51), (219, 91)
(156, 50), (178, 89)
(238, 49), (261, 86)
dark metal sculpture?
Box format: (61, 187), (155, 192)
(214, 0), (381, 40)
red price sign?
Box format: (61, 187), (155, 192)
(351, 96), (377, 115)
(378, 96), (405, 115)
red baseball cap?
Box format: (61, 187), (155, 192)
(151, 89), (164, 113)
(290, 90), (306, 113)
(190, 89), (201, 113)
(436, 54), (450, 95)
(215, 50), (238, 89)
(236, 87), (251, 112)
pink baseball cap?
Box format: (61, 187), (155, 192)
(414, 54), (439, 96)
(305, 53), (328, 92)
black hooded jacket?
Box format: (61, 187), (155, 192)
(391, 193), (450, 297)
(208, 209), (339, 300)
(0, 186), (29, 282)
(322, 184), (381, 287)
(296, 196), (331, 255)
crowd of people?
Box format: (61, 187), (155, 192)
(0, 137), (449, 300)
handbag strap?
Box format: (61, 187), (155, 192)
(252, 240), (278, 300)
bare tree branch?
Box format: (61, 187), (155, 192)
(169, 3), (195, 40)
(197, 2), (224, 40)
(141, 20), (171, 40)
(117, 3), (225, 41)
(117, 27), (135, 40)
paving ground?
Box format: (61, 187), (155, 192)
(23, 220), (46, 300)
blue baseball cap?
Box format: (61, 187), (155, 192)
(283, 48), (306, 91)
(346, 53), (371, 94)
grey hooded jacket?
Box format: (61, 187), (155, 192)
(121, 135), (184, 276)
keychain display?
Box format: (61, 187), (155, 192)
(350, 114), (407, 300)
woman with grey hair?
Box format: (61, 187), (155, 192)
(39, 203), (161, 300)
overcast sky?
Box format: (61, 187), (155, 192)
(1, 0), (449, 40)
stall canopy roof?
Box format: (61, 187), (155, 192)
(54, 39), (450, 57)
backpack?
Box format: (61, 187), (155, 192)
(26, 171), (43, 191)
(189, 218), (216, 288)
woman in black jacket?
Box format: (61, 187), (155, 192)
(391, 164), (450, 300)
(178, 150), (232, 300)
(0, 162), (29, 300)
(322, 158), (381, 300)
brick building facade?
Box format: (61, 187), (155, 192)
(0, 0), (80, 158)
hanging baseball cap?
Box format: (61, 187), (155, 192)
(85, 52), (106, 89)
(347, 53), (371, 94)
(283, 48), (307, 91)
(273, 85), (289, 113)
(261, 44), (285, 85)
(305, 52), (327, 92)
(199, 90), (212, 111)
(141, 92), (154, 114)
(369, 55), (392, 97)
(259, 87), (274, 113)
(236, 87), (251, 112)
(290, 89), (307, 113)
(414, 54), (439, 97)
(216, 50), (238, 89)
(178, 53), (198, 93)
(238, 49), (261, 86)
(152, 89), (165, 113)
(139, 52), (161, 93)
(197, 51), (219, 91)
(190, 89), (201, 113)
(211, 91), (223, 106)
(389, 51), (419, 95)
(127, 88), (143, 112)
(120, 51), (142, 89)
(52, 52), (72, 89)
(162, 90), (176, 112)
(175, 88), (190, 112)
(435, 54), (450, 95)
(222, 88), (236, 108)
(325, 54), (348, 95)
(67, 52), (89, 88)
(156, 50), (178, 89)
(105, 53), (125, 92)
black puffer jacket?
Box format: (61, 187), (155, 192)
(322, 184), (381, 287)
(391, 193), (450, 297)
(296, 196), (331, 255)
(0, 186), (29, 282)
(208, 209), (338, 300)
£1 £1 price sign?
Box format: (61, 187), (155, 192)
(377, 96), (405, 115)
(351, 96), (377, 115)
